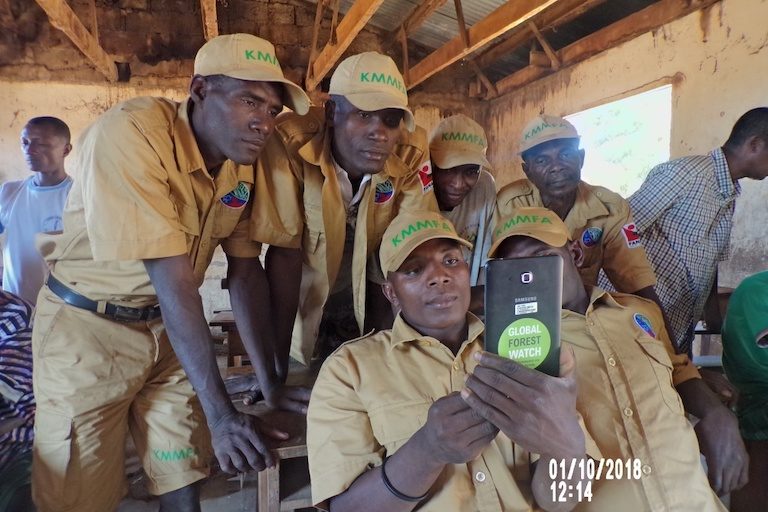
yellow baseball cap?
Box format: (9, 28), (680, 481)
(518, 114), (579, 154)
(488, 207), (570, 258)
(329, 52), (415, 132)
(380, 211), (472, 275)
(194, 33), (310, 115)
(429, 114), (493, 171)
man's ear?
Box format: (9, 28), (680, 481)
(747, 135), (767, 156)
(577, 148), (586, 170)
(568, 240), (585, 268)
(381, 280), (400, 310)
(521, 161), (530, 177)
(325, 99), (336, 127)
(189, 75), (208, 105)
(62, 143), (72, 158)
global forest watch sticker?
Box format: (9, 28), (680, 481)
(497, 318), (551, 369)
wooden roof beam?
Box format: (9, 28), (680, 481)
(200, 0), (219, 41)
(493, 0), (722, 97)
(34, 0), (118, 82)
(475, 0), (605, 70)
(528, 21), (560, 69)
(407, 0), (561, 90)
(402, 0), (448, 37)
(306, 0), (385, 91)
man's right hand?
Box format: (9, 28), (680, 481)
(209, 411), (289, 473)
(418, 392), (499, 465)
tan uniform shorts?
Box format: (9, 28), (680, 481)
(31, 286), (211, 512)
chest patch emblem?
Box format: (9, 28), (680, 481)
(220, 182), (250, 209)
(633, 313), (656, 338)
(621, 222), (642, 248)
(375, 179), (395, 204)
(581, 227), (603, 247)
(418, 160), (433, 194)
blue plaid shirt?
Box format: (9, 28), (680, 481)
(0, 291), (34, 472)
(628, 148), (739, 353)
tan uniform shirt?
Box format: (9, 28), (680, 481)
(566, 289), (723, 512)
(307, 314), (538, 511)
(497, 180), (656, 293)
(37, 97), (263, 305)
(251, 107), (438, 363)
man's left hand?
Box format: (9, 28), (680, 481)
(261, 384), (312, 414)
(462, 346), (585, 459)
(695, 405), (749, 495)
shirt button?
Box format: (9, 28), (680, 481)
(623, 407), (634, 417)
(453, 362), (461, 371)
(475, 471), (486, 483)
(642, 464), (652, 475)
(607, 357), (616, 367)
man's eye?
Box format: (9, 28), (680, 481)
(402, 266), (421, 276)
(534, 157), (548, 165)
(242, 98), (256, 108)
(358, 111), (371, 119)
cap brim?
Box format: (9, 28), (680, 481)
(431, 149), (492, 172)
(385, 234), (473, 275)
(218, 70), (311, 115)
(487, 231), (568, 259)
(343, 92), (415, 132)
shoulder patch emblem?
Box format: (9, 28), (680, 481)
(621, 222), (641, 248)
(220, 182), (250, 209)
(418, 161), (433, 194)
(581, 227), (603, 247)
(375, 179), (395, 204)
(633, 313), (656, 338)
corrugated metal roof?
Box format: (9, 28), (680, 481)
(306, 0), (662, 83)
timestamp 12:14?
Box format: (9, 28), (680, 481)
(550, 480), (593, 503)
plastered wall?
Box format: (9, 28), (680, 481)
(485, 0), (768, 287)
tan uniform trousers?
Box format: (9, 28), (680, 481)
(31, 287), (210, 512)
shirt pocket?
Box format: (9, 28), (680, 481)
(368, 400), (430, 453)
(634, 336), (685, 413)
(211, 200), (246, 239)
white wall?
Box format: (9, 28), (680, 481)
(0, 80), (235, 315)
(485, 0), (768, 287)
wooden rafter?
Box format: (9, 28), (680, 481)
(402, 0), (448, 37)
(528, 21), (560, 69)
(453, 0), (469, 48)
(306, 0), (385, 91)
(400, 26), (409, 82)
(468, 59), (497, 98)
(200, 0), (219, 41)
(407, 0), (560, 89)
(475, 0), (605, 71)
(493, 0), (722, 96)
(34, 0), (118, 82)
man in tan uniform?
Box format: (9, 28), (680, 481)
(32, 34), (310, 512)
(252, 52), (438, 367)
(496, 116), (667, 321)
(490, 207), (748, 508)
(308, 210), (592, 511)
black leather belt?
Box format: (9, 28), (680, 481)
(47, 275), (162, 322)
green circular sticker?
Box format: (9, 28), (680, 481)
(497, 318), (551, 369)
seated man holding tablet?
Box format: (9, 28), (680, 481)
(489, 206), (741, 511)
(307, 210), (593, 512)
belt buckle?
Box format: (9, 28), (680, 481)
(112, 305), (144, 322)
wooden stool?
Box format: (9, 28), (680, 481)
(236, 366), (319, 511)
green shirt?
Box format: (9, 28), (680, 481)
(723, 271), (768, 440)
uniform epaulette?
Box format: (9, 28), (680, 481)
(498, 178), (534, 198)
(275, 107), (325, 147)
(584, 183), (625, 208)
